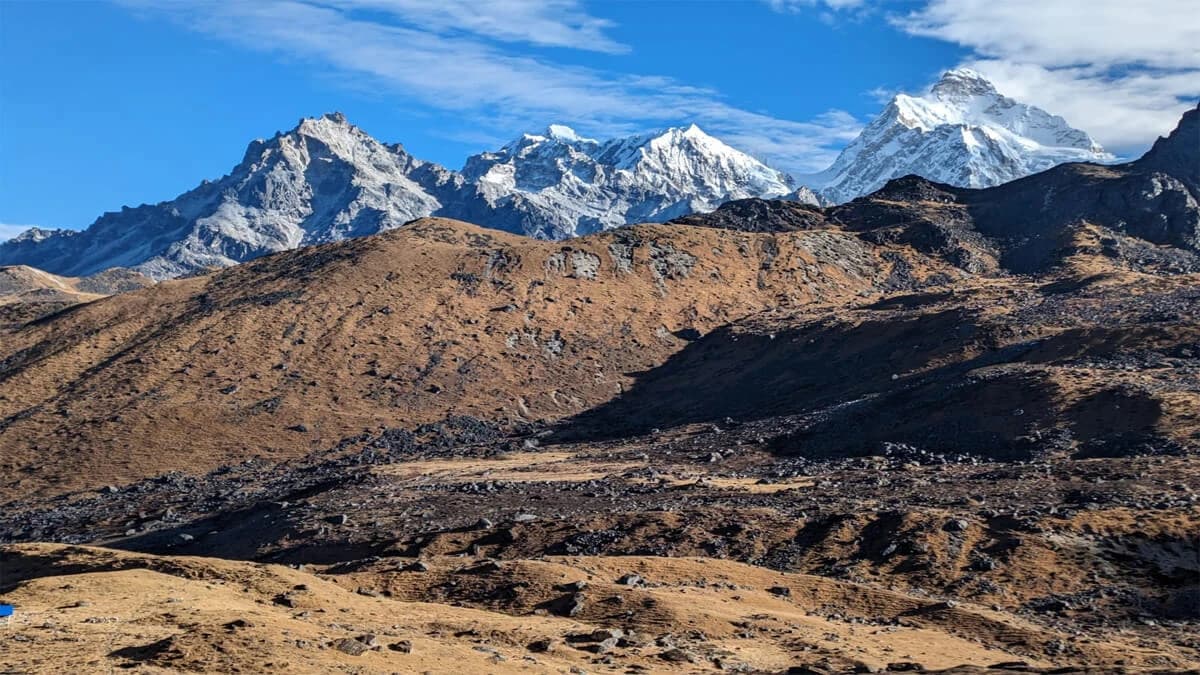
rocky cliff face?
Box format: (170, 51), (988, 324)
(1136, 103), (1200, 196)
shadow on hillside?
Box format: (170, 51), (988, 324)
(551, 302), (1172, 461)
(555, 306), (984, 440)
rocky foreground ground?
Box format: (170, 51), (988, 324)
(2, 408), (1198, 673)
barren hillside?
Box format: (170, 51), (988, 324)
(0, 218), (957, 497)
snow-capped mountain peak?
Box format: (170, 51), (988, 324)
(813, 70), (1113, 204)
(0, 114), (455, 279)
(296, 110), (351, 133)
(624, 125), (794, 194)
(543, 124), (593, 143)
(0, 85), (1116, 279)
(262, 112), (408, 167)
(929, 67), (998, 100)
(458, 122), (795, 239)
(0, 115), (797, 277)
(643, 124), (724, 154)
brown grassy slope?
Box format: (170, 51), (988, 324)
(0, 265), (104, 306)
(0, 264), (154, 306)
(0, 264), (156, 330)
(5, 542), (1191, 673)
(0, 218), (956, 497)
(563, 267), (1200, 457)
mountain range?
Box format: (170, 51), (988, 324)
(0, 96), (1197, 675)
(0, 70), (1115, 279)
(2, 103), (1193, 497)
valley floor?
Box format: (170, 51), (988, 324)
(3, 430), (1197, 673)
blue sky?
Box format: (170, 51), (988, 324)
(1, 0), (1196, 237)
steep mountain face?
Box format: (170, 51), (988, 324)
(0, 114), (459, 279)
(1137, 103), (1200, 196)
(812, 69), (1115, 204)
(0, 117), (792, 278)
(457, 124), (795, 239)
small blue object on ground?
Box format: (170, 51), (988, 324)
(0, 604), (13, 617)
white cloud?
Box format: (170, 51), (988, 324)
(325, 0), (630, 54)
(764, 0), (866, 12)
(962, 60), (1197, 155)
(865, 86), (898, 104)
(0, 223), (35, 242)
(897, 0), (1199, 70)
(763, 0), (870, 25)
(120, 0), (860, 173)
(893, 0), (1200, 153)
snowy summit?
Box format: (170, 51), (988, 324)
(809, 69), (1115, 204)
(0, 117), (794, 278)
(462, 123), (796, 239)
